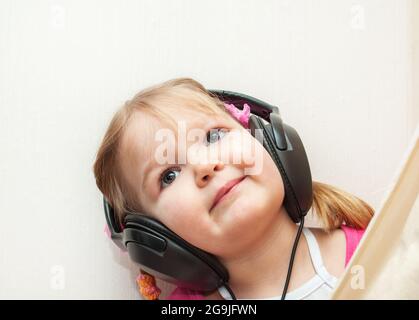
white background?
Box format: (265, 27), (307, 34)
(0, 0), (417, 299)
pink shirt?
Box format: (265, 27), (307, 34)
(166, 225), (365, 300)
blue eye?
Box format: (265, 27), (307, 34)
(160, 166), (181, 189)
(206, 128), (228, 145)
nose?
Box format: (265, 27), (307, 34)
(194, 160), (224, 188)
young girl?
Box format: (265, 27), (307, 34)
(93, 78), (374, 300)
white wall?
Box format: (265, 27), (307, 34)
(0, 0), (417, 299)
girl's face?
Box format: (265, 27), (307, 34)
(118, 108), (286, 258)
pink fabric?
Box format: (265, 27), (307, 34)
(104, 224), (112, 239)
(224, 103), (251, 128)
(166, 225), (365, 300)
(341, 225), (365, 267)
(167, 287), (206, 300)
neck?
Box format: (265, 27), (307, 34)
(218, 207), (308, 299)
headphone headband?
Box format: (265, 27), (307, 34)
(210, 89), (275, 121)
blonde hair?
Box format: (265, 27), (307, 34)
(312, 181), (374, 231)
(93, 77), (374, 299)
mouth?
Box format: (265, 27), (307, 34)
(210, 176), (246, 211)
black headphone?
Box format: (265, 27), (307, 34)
(103, 90), (313, 299)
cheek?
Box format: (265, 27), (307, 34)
(156, 188), (209, 239)
(219, 129), (261, 169)
(262, 150), (285, 197)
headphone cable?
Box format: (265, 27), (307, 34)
(281, 216), (305, 300)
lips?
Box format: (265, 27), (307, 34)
(211, 176), (246, 211)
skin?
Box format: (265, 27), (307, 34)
(118, 108), (346, 299)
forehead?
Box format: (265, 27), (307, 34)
(121, 108), (216, 163)
(120, 106), (239, 164)
(120, 111), (160, 171)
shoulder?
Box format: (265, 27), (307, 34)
(309, 225), (366, 277)
(309, 227), (347, 278)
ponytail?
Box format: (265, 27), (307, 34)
(312, 181), (374, 231)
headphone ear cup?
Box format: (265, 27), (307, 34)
(123, 214), (229, 292)
(279, 123), (313, 221)
(269, 110), (288, 151)
(248, 114), (313, 223)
